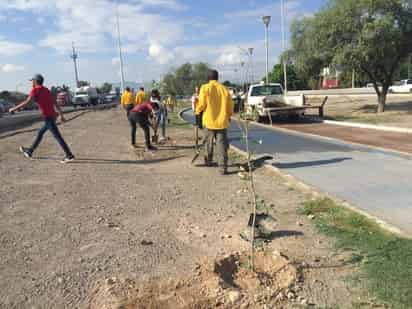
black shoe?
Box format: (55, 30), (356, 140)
(61, 155), (75, 164)
(146, 145), (157, 151)
(19, 146), (32, 159)
(204, 156), (213, 167)
(220, 169), (228, 175)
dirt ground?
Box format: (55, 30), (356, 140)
(305, 94), (412, 127)
(0, 107), (377, 308)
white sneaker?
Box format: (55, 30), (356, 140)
(61, 156), (75, 164)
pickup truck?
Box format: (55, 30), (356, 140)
(389, 79), (412, 93)
(245, 83), (305, 121)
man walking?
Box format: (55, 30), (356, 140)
(196, 70), (233, 175)
(121, 87), (134, 115)
(135, 87), (145, 106)
(9, 74), (75, 163)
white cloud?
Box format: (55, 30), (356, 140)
(1, 64), (25, 72)
(149, 42), (175, 64)
(3, 0), (185, 55)
(0, 39), (33, 56)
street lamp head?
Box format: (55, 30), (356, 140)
(262, 15), (271, 27)
(248, 47), (254, 55)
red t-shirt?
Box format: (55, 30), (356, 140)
(29, 85), (57, 119)
(131, 101), (153, 115)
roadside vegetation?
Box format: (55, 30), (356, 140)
(299, 198), (412, 309)
(288, 0), (412, 112)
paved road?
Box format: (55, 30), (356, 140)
(182, 110), (412, 236)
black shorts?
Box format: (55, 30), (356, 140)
(195, 112), (203, 129)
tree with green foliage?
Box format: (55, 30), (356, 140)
(266, 64), (307, 90)
(78, 80), (89, 87)
(290, 0), (412, 112)
(99, 82), (112, 94)
(223, 80), (238, 88)
(161, 62), (210, 96)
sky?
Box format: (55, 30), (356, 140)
(0, 0), (327, 92)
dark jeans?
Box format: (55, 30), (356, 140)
(128, 112), (151, 147)
(205, 128), (228, 170)
(126, 104), (134, 116)
(30, 118), (73, 157)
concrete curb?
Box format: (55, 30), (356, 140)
(178, 108), (409, 239)
(322, 119), (412, 134)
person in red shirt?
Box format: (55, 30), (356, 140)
(9, 74), (75, 163)
(128, 100), (157, 151)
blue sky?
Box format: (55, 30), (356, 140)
(0, 0), (326, 92)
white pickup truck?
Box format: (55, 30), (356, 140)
(389, 79), (412, 93)
(245, 83), (305, 121)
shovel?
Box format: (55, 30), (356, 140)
(191, 128), (206, 164)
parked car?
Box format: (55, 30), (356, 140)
(389, 79), (412, 93)
(0, 99), (15, 116)
(103, 90), (118, 103)
(366, 82), (382, 88)
(73, 86), (100, 107)
(0, 100), (6, 116)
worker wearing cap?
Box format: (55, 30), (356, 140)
(196, 69), (233, 175)
(135, 87), (145, 105)
(9, 74), (75, 163)
(121, 87), (134, 115)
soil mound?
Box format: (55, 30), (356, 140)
(85, 250), (297, 309)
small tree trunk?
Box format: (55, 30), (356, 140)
(377, 92), (387, 113)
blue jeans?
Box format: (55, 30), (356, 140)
(156, 109), (167, 138)
(29, 118), (73, 157)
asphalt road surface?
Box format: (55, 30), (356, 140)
(182, 109), (412, 236)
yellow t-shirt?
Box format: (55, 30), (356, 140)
(121, 91), (134, 107)
(135, 91), (145, 105)
(196, 80), (233, 130)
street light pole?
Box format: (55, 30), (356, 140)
(281, 0), (287, 93)
(248, 47), (254, 84)
(262, 16), (271, 85)
(240, 61), (245, 90)
(71, 42), (80, 88)
(116, 0), (126, 93)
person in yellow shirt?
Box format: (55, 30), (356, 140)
(135, 87), (145, 105)
(196, 69), (233, 175)
(121, 87), (134, 115)
(166, 94), (177, 112)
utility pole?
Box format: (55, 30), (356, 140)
(71, 42), (80, 88)
(248, 47), (254, 84)
(262, 16), (271, 85)
(116, 0), (125, 93)
(281, 0), (288, 93)
(240, 61), (245, 90)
